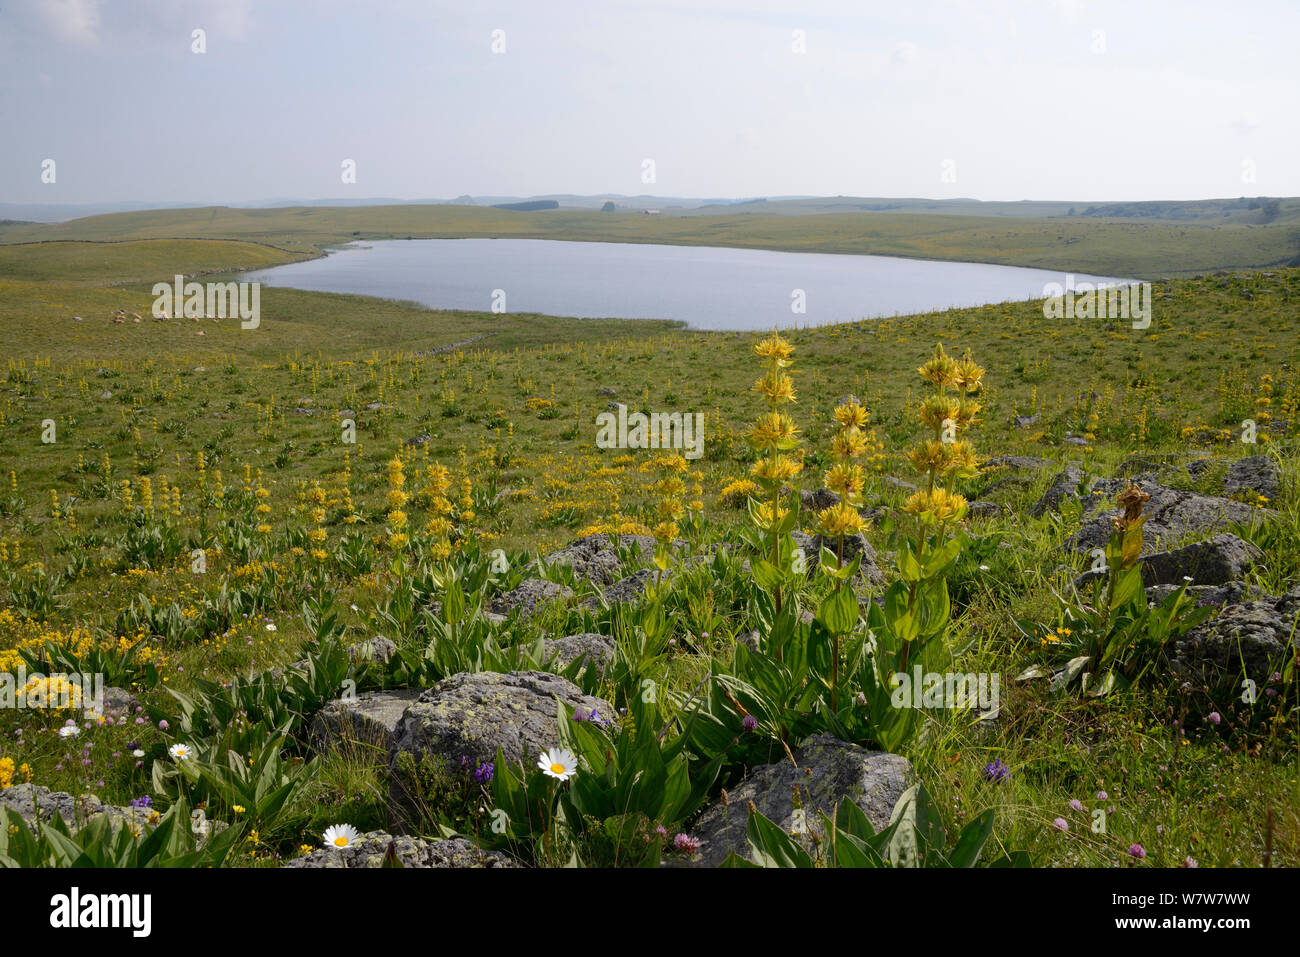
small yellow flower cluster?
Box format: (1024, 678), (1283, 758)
(901, 344), (983, 526)
(575, 518), (652, 538)
(1040, 626), (1072, 648)
(387, 456), (409, 550)
(650, 454), (689, 545)
(747, 334), (801, 533)
(817, 397), (873, 541)
(719, 478), (760, 508)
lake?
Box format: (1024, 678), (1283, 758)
(240, 238), (1132, 331)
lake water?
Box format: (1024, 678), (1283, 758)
(240, 238), (1131, 331)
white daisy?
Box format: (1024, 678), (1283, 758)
(58, 725), (80, 738)
(323, 823), (360, 850)
(168, 743), (193, 760)
(265, 622), (277, 632)
(132, 749), (145, 758)
(537, 747), (578, 781)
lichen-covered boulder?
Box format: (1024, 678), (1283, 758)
(387, 670), (613, 832)
(1164, 586), (1300, 716)
(488, 579), (574, 618)
(541, 633), (615, 676)
(1223, 455), (1281, 501)
(310, 688), (423, 756)
(1073, 533), (1261, 590)
(664, 735), (911, 868)
(539, 534), (655, 586)
(1067, 479), (1263, 553)
(285, 833), (516, 868)
(0, 783), (154, 834)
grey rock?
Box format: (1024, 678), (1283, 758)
(348, 636), (397, 664)
(97, 685), (137, 716)
(1013, 413), (1041, 428)
(810, 532), (886, 589)
(1062, 435), (1089, 447)
(1223, 455), (1280, 501)
(968, 501), (1002, 519)
(583, 568), (668, 610)
(596, 388), (618, 397)
(1145, 582), (1264, 608)
(285, 833), (516, 868)
(0, 783), (153, 833)
(1072, 534), (1260, 590)
(310, 688), (422, 755)
(982, 455), (1050, 472)
(975, 474), (1036, 500)
(1067, 479), (1264, 554)
(791, 530), (816, 556)
(405, 434), (431, 447)
(542, 633), (615, 675)
(1164, 586), (1300, 710)
(1140, 533), (1261, 586)
(488, 579), (575, 618)
(540, 533), (655, 586)
(1028, 465), (1087, 517)
(665, 735), (912, 868)
(1187, 458), (1213, 479)
(388, 671), (613, 831)
(1116, 454), (1175, 478)
(800, 488), (841, 513)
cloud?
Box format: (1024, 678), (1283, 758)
(36, 0), (104, 46)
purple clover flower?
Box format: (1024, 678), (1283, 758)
(673, 833), (701, 855)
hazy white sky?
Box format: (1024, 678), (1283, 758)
(1, 0), (1296, 204)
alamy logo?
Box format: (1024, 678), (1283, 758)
(0, 666), (104, 714)
(49, 887), (151, 937)
(152, 275), (260, 329)
(1042, 275), (1151, 329)
(595, 403), (704, 460)
(890, 667), (999, 711)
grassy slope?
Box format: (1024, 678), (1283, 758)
(0, 232), (1297, 866)
(2, 205), (1297, 278)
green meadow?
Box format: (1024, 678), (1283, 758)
(0, 227), (1296, 868)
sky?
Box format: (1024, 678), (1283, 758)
(1, 0), (1297, 205)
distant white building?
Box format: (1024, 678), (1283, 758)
(643, 209), (660, 215)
